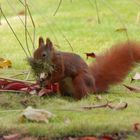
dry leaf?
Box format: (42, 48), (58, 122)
(85, 52), (96, 60)
(108, 102), (128, 110)
(0, 59), (12, 68)
(20, 106), (54, 123)
(123, 84), (140, 92)
(131, 72), (140, 82)
(18, 10), (25, 16)
(134, 123), (140, 131)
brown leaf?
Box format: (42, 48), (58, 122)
(123, 84), (140, 92)
(85, 52), (96, 60)
(134, 123), (140, 131)
(18, 10), (25, 16)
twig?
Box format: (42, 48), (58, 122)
(18, 0), (24, 6)
(0, 109), (22, 113)
(6, 0), (34, 48)
(10, 71), (29, 78)
(0, 76), (35, 84)
(53, 22), (74, 52)
(24, 0), (31, 56)
(27, 0), (60, 49)
(25, 70), (31, 81)
(26, 4), (36, 51)
(53, 0), (62, 16)
(82, 101), (128, 110)
(88, 0), (101, 24)
(0, 7), (28, 57)
(81, 101), (108, 109)
(19, 0), (36, 51)
(0, 89), (27, 93)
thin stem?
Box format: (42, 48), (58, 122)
(28, 0), (60, 48)
(24, 0), (31, 56)
(102, 0), (129, 41)
(0, 7), (28, 57)
(94, 0), (101, 24)
(53, 22), (74, 52)
(53, 0), (62, 16)
(26, 4), (36, 51)
(6, 0), (34, 49)
(88, 0), (101, 24)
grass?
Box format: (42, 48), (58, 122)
(1, 0), (140, 139)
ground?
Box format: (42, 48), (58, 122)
(0, 0), (140, 139)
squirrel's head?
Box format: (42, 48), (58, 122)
(33, 37), (55, 61)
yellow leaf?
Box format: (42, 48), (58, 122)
(0, 59), (12, 68)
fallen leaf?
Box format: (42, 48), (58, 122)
(108, 102), (128, 110)
(85, 52), (96, 60)
(18, 10), (25, 16)
(131, 72), (140, 82)
(0, 59), (12, 68)
(134, 123), (140, 131)
(123, 84), (140, 92)
(21, 106), (54, 123)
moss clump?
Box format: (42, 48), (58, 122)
(27, 57), (54, 78)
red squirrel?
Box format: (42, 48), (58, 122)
(32, 37), (140, 99)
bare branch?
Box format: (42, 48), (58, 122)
(28, 0), (61, 49)
(0, 7), (28, 57)
(24, 0), (31, 56)
(26, 4), (36, 51)
(88, 0), (101, 24)
(53, 0), (62, 16)
(6, 0), (34, 49)
(0, 76), (35, 84)
(53, 22), (74, 52)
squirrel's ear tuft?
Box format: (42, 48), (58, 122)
(38, 37), (44, 47)
(46, 38), (53, 49)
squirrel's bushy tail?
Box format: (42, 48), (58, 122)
(89, 41), (140, 92)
